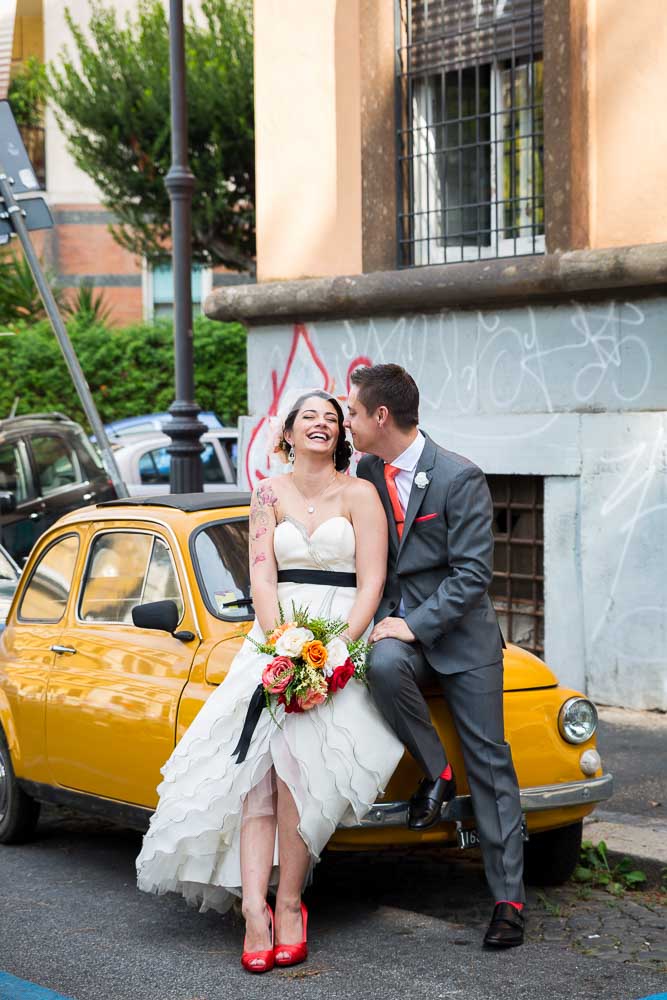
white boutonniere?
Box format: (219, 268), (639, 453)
(415, 472), (430, 489)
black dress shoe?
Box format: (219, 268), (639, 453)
(407, 773), (457, 830)
(483, 902), (525, 948)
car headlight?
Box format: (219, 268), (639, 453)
(558, 697), (598, 744)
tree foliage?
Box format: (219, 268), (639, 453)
(48, 0), (255, 272)
(7, 57), (49, 129)
(0, 316), (248, 428)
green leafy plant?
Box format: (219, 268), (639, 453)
(64, 283), (113, 327)
(0, 251), (66, 325)
(48, 0), (254, 272)
(7, 57), (48, 129)
(0, 315), (247, 427)
(572, 840), (647, 896)
(536, 891), (562, 916)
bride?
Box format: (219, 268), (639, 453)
(136, 389), (404, 973)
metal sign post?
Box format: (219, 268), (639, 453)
(0, 100), (127, 497)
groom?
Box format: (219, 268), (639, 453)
(346, 364), (525, 949)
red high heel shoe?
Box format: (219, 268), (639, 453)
(241, 904), (275, 974)
(274, 902), (308, 967)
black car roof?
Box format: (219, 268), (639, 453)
(97, 492), (252, 512)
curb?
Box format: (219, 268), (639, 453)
(584, 810), (667, 887)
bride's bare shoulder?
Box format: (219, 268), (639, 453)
(343, 474), (380, 502)
(251, 475), (289, 507)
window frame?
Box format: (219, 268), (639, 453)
(142, 259), (213, 322)
(397, 0), (545, 267)
(76, 528), (186, 629)
(17, 532), (81, 625)
(189, 516), (254, 623)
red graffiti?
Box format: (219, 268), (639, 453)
(346, 357), (373, 392)
(245, 324), (334, 488)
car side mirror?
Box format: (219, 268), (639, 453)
(132, 600), (195, 642)
(0, 491), (16, 514)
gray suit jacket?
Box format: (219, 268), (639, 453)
(357, 433), (504, 674)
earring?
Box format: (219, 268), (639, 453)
(289, 445), (295, 464)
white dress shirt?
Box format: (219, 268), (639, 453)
(385, 431), (426, 513)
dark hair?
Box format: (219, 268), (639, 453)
(281, 391), (353, 472)
(350, 364), (419, 429)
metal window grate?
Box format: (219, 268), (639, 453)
(395, 0), (544, 267)
(487, 474), (544, 656)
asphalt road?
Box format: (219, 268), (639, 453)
(0, 805), (665, 1000)
(596, 707), (666, 819)
(1, 707), (665, 1000)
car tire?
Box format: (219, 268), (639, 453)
(0, 729), (40, 844)
(523, 820), (583, 886)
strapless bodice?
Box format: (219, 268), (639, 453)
(274, 516), (356, 573)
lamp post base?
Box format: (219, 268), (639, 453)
(164, 400), (207, 494)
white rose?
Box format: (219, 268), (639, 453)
(275, 626), (314, 657)
(324, 637), (350, 677)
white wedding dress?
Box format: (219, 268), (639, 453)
(136, 515), (404, 913)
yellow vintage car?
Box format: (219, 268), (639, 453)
(0, 494), (613, 884)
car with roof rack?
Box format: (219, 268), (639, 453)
(0, 494), (612, 883)
(0, 413), (117, 563)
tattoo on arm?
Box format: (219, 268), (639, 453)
(252, 553), (266, 566)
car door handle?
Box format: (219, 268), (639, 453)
(50, 644), (77, 655)
(82, 492), (96, 501)
(29, 512), (43, 520)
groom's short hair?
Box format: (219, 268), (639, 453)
(350, 364), (419, 429)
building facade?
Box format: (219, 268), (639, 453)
(206, 0), (667, 711)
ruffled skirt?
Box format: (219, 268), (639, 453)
(135, 583), (404, 913)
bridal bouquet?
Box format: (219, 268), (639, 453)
(252, 604), (369, 715)
(232, 605), (370, 762)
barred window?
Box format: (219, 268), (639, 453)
(396, 0), (544, 266)
(488, 475), (544, 657)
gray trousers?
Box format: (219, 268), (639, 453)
(368, 638), (525, 904)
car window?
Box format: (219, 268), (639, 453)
(0, 547), (18, 582)
(191, 519), (252, 621)
(31, 435), (79, 495)
(79, 531), (184, 624)
(0, 441), (29, 503)
(138, 444), (223, 486)
(143, 537), (184, 618)
(19, 533), (80, 623)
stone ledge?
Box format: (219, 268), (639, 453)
(204, 243), (667, 325)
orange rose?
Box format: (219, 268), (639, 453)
(267, 621), (296, 646)
(302, 640), (328, 670)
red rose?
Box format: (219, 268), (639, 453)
(329, 658), (355, 692)
(278, 692), (304, 714)
(262, 656), (294, 694)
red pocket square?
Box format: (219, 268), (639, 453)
(415, 513), (438, 523)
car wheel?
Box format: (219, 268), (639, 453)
(523, 820), (583, 886)
(0, 729), (40, 844)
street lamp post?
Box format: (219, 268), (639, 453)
(164, 0), (205, 493)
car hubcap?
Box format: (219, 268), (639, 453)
(0, 748), (8, 823)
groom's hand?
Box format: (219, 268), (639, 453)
(370, 617), (416, 643)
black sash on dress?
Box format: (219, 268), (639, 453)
(277, 569), (357, 587)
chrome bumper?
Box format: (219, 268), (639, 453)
(355, 773), (614, 829)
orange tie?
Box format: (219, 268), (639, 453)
(384, 464), (405, 539)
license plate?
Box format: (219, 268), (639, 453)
(457, 818), (528, 850)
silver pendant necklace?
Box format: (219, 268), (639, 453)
(292, 470), (337, 514)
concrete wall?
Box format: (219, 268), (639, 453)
(239, 298), (667, 711)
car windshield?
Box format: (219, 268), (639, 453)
(191, 518), (253, 621)
(0, 546), (18, 581)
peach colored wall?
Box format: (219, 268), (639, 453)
(254, 0), (362, 282)
(589, 0), (667, 247)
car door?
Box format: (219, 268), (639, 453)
(0, 530), (82, 784)
(45, 524), (200, 807)
(0, 437), (45, 563)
